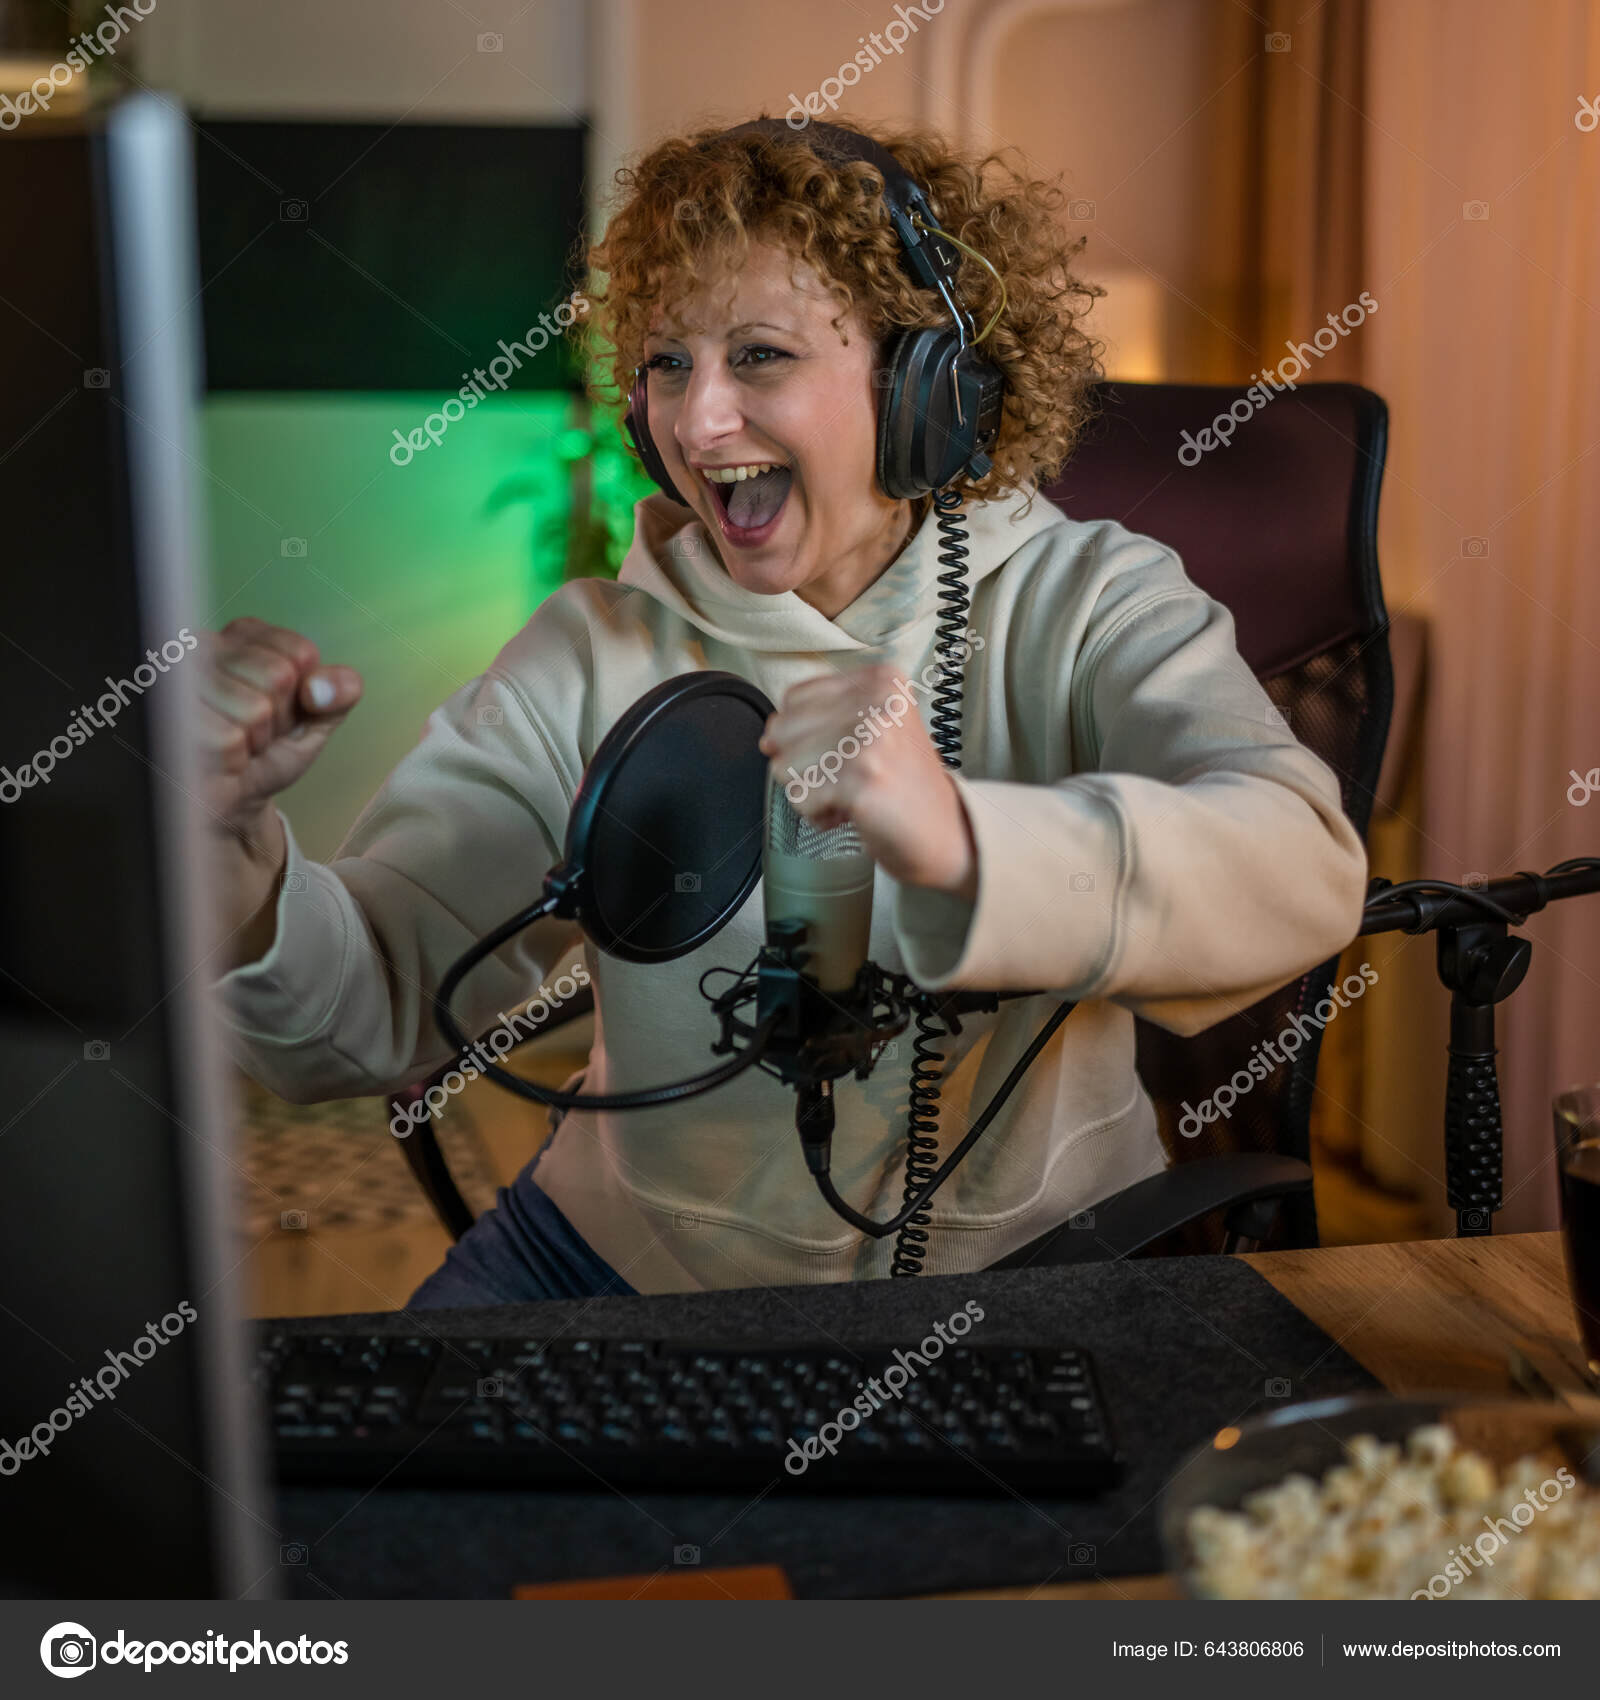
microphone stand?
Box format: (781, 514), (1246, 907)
(1358, 859), (1600, 1235)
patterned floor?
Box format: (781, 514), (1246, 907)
(234, 1073), (499, 1237)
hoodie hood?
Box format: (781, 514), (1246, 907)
(616, 486), (1067, 656)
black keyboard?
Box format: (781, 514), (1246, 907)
(261, 1329), (1125, 1495)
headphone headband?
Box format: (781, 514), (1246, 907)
(713, 119), (975, 340)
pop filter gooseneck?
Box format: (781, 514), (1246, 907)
(433, 671), (780, 1110)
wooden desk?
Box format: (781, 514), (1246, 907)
(948, 1231), (1592, 1600)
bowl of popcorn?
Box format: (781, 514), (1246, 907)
(1159, 1394), (1600, 1598)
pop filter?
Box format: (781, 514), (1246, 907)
(547, 670), (773, 962)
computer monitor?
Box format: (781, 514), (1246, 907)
(0, 93), (273, 1599)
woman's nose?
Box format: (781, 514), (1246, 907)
(672, 364), (745, 458)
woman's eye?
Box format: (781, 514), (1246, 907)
(643, 346), (790, 378)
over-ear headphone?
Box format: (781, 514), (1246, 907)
(621, 118), (1006, 506)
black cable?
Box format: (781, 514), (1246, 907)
(1363, 859), (1600, 934)
(432, 898), (777, 1111)
(887, 1001), (948, 1274)
(925, 483), (972, 759)
(1363, 876), (1521, 930)
(877, 485), (1084, 1272)
(888, 484), (973, 1276)
(822, 998), (1077, 1238)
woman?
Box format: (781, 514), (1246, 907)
(205, 118), (1367, 1304)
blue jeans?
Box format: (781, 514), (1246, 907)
(405, 1153), (636, 1308)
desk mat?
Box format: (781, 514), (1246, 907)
(266, 1255), (1381, 1599)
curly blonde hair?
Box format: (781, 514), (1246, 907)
(576, 117), (1105, 505)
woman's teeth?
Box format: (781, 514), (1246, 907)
(700, 462), (782, 483)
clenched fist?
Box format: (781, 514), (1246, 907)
(758, 661), (978, 902)
(196, 617), (362, 968)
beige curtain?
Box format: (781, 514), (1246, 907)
(1173, 1), (1600, 1237)
(1179, 0), (1368, 383)
(1361, 0), (1600, 1232)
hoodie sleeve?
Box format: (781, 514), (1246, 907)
(211, 644), (588, 1105)
(892, 541), (1369, 1036)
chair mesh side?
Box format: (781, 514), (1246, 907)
(1133, 630), (1388, 1253)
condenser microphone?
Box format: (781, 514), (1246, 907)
(762, 771), (875, 994)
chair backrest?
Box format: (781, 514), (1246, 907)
(1038, 380), (1393, 1249)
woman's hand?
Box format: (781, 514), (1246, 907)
(195, 617), (363, 967)
(758, 662), (978, 903)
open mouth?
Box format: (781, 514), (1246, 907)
(703, 464), (793, 541)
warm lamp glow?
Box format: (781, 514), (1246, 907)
(0, 54), (91, 112)
(1213, 1425), (1241, 1451)
(1081, 267), (1166, 381)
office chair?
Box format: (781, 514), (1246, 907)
(991, 379), (1392, 1269)
(390, 380), (1392, 1265)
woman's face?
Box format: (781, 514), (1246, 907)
(640, 240), (913, 618)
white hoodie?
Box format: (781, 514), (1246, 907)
(216, 487), (1368, 1293)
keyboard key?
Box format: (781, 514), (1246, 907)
(1037, 1380), (1094, 1411)
(607, 1341), (657, 1364)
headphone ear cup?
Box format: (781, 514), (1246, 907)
(874, 327), (920, 500)
(877, 327), (960, 500)
(878, 327), (1003, 499)
(623, 369), (691, 507)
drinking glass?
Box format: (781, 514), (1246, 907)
(1553, 1084), (1600, 1377)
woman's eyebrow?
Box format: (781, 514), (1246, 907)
(647, 320), (802, 342)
